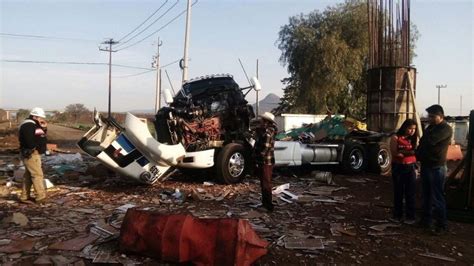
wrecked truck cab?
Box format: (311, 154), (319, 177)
(154, 74), (256, 184)
(77, 112), (186, 185)
(78, 74), (259, 185)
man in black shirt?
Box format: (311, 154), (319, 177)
(18, 107), (48, 203)
(416, 104), (453, 234)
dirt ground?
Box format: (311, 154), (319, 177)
(1, 124), (473, 265)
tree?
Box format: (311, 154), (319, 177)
(16, 109), (30, 122)
(64, 103), (90, 123)
(275, 0), (418, 119)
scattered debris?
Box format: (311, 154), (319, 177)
(418, 252), (456, 262)
(369, 223), (401, 232)
(0, 239), (36, 253)
(284, 237), (325, 250)
(49, 234), (99, 251)
(11, 212), (29, 226)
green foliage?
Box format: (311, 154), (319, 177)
(16, 109), (30, 121)
(64, 103), (90, 123)
(275, 0), (417, 119)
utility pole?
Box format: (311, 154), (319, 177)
(256, 59), (259, 116)
(153, 37), (163, 113)
(100, 38), (119, 118)
(436, 84), (447, 105)
(181, 0), (192, 83)
(460, 95), (463, 116)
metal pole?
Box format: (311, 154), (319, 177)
(155, 37), (162, 113)
(108, 43), (112, 117)
(436, 84), (447, 105)
(100, 38), (118, 118)
(256, 59), (259, 116)
(460, 95), (462, 116)
(181, 0), (192, 84)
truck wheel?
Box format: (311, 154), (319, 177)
(343, 143), (367, 173)
(368, 142), (391, 175)
(215, 143), (248, 184)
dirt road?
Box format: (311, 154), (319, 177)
(46, 124), (86, 151)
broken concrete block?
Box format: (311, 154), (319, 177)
(33, 255), (53, 265)
(0, 239), (35, 253)
(49, 234), (99, 251)
(12, 212), (29, 226)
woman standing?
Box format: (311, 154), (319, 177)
(390, 119), (418, 224)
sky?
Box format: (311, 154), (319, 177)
(0, 0), (472, 116)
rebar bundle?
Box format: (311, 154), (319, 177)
(367, 0), (411, 69)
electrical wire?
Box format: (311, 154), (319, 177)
(115, 0), (179, 47)
(117, 0), (198, 51)
(1, 59), (152, 70)
(114, 69), (155, 78)
(114, 59), (180, 78)
(0, 33), (98, 42)
(117, 0), (169, 43)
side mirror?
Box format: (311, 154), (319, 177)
(164, 89), (174, 104)
(250, 77), (262, 91)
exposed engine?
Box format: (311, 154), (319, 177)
(154, 75), (255, 152)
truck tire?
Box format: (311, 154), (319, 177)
(215, 143), (248, 184)
(342, 143), (367, 173)
(368, 142), (391, 175)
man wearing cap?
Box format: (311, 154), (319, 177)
(416, 104), (453, 234)
(18, 107), (48, 204)
(251, 112), (278, 212)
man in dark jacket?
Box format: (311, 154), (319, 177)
(251, 112), (278, 212)
(18, 107), (48, 203)
(416, 104), (453, 234)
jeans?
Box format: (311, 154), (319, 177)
(255, 164), (274, 210)
(392, 163), (416, 220)
(421, 165), (447, 228)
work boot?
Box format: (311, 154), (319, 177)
(19, 199), (35, 205)
(35, 197), (48, 204)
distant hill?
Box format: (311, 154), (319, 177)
(252, 93), (281, 115)
(128, 109), (155, 114)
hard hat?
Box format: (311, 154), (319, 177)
(30, 107), (46, 118)
(259, 112), (275, 123)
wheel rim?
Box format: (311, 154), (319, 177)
(377, 149), (390, 169)
(228, 152), (245, 178)
(349, 149), (364, 170)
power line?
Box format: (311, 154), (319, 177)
(0, 33), (97, 42)
(117, 0), (198, 51)
(116, 0), (179, 47)
(114, 59), (181, 78)
(117, 0), (169, 43)
(1, 59), (152, 71)
(115, 69), (155, 78)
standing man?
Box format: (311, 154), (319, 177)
(416, 104), (453, 234)
(18, 107), (48, 204)
(252, 112), (278, 212)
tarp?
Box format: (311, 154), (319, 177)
(119, 209), (268, 266)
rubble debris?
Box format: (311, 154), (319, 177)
(49, 234), (99, 251)
(92, 250), (120, 264)
(272, 183), (290, 195)
(119, 208), (268, 265)
(12, 212), (29, 226)
(418, 252), (456, 262)
(0, 239), (12, 245)
(284, 237), (325, 250)
(312, 171), (335, 185)
(369, 223), (400, 232)
(33, 255), (53, 265)
(24, 230), (46, 237)
(0, 239), (36, 253)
